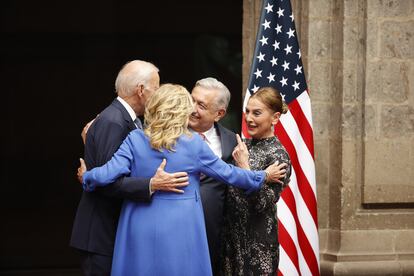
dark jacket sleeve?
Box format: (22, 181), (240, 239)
(85, 119), (151, 202)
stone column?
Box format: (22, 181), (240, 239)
(243, 0), (414, 275)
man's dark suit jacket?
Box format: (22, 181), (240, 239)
(199, 123), (237, 275)
(70, 99), (151, 257)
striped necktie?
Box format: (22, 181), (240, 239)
(198, 132), (207, 141)
(134, 118), (142, 129)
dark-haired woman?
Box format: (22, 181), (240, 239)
(221, 87), (292, 275)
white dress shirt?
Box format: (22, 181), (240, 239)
(194, 125), (222, 158)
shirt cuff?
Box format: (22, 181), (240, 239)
(149, 179), (154, 196)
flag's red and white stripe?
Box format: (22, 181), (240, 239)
(242, 89), (319, 276)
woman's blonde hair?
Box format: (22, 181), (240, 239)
(144, 83), (193, 151)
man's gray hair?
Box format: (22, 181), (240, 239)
(115, 60), (159, 97)
(195, 77), (231, 110)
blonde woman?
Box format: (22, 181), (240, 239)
(78, 84), (286, 276)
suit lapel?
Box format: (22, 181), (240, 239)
(112, 99), (137, 131)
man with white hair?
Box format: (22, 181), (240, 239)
(189, 77), (237, 275)
(71, 60), (189, 276)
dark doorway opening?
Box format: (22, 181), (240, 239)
(0, 0), (242, 274)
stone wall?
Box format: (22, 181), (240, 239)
(243, 0), (414, 275)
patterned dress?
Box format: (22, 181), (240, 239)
(221, 136), (291, 276)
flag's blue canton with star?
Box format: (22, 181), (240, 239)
(248, 0), (307, 104)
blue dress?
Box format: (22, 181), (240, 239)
(83, 130), (266, 276)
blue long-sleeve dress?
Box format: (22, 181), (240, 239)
(82, 130), (266, 276)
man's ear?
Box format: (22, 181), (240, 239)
(215, 108), (227, 122)
(135, 84), (145, 97)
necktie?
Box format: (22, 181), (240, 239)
(198, 132), (207, 141)
(134, 118), (143, 129)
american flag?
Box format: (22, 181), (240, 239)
(242, 0), (319, 275)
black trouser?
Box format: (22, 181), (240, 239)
(79, 250), (112, 276)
